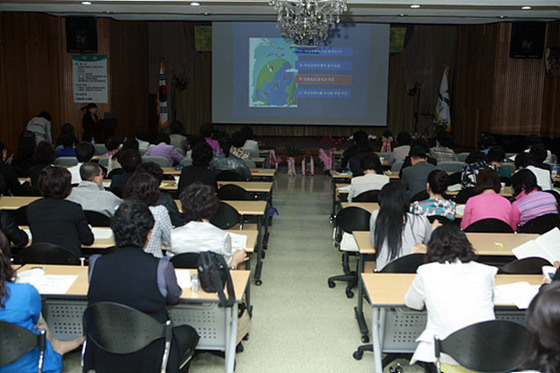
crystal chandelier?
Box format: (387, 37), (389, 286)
(269, 0), (348, 45)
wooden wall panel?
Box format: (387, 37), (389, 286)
(541, 21), (560, 137)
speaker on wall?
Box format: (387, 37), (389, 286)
(66, 17), (98, 53)
(510, 22), (545, 59)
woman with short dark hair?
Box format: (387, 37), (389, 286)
(123, 172), (171, 258)
(29, 141), (56, 187)
(27, 166), (94, 257)
(460, 168), (520, 231)
(405, 224), (497, 370)
(11, 131), (36, 177)
(412, 170), (456, 221)
(511, 169), (558, 227)
(178, 142), (218, 193)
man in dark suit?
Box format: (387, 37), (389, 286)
(401, 146), (440, 202)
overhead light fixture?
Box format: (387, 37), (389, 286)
(521, 6), (532, 10)
(410, 4), (421, 9)
(81, 1), (92, 4)
(190, 2), (200, 6)
(269, 0), (348, 45)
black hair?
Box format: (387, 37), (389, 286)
(170, 120), (184, 135)
(475, 168), (501, 194)
(111, 200), (155, 248)
(530, 143), (548, 164)
(189, 134), (206, 149)
(353, 130), (368, 142)
(427, 170), (450, 195)
(511, 169), (539, 197)
(60, 123), (75, 136)
(479, 134), (495, 150)
(465, 150), (488, 164)
(192, 142), (213, 168)
(123, 172), (160, 206)
(231, 131), (247, 148)
(525, 134), (542, 148)
(134, 127), (150, 142)
(356, 139), (373, 153)
(38, 166), (72, 199)
(136, 162), (164, 184)
(219, 137), (232, 157)
(409, 145), (427, 160)
(515, 153), (535, 169)
(12, 131), (36, 164)
(396, 132), (412, 146)
(427, 224), (477, 264)
(75, 141), (95, 162)
(104, 137), (120, 152)
(200, 123), (214, 138)
(155, 132), (171, 145)
(33, 141), (56, 164)
(240, 126), (254, 140)
(0, 175), (6, 196)
(0, 142), (5, 155)
(121, 138), (139, 151)
(0, 230), (15, 308)
(118, 149), (142, 173)
(180, 183), (220, 223)
(488, 146), (506, 163)
(436, 131), (453, 148)
(38, 112), (52, 121)
(59, 134), (74, 148)
(80, 162), (101, 181)
(374, 183), (410, 263)
(360, 153), (381, 173)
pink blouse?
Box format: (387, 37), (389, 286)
(460, 192), (520, 231)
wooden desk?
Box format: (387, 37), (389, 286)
(218, 181), (273, 194)
(161, 167), (276, 178)
(0, 196), (40, 210)
(362, 272), (543, 373)
(18, 264), (249, 373)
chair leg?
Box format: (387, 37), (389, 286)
(352, 344), (373, 360)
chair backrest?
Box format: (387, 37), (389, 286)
(435, 320), (530, 373)
(98, 156), (110, 168)
(379, 253), (426, 273)
(502, 163), (516, 173)
(410, 190), (429, 203)
(170, 253), (200, 269)
(377, 152), (391, 161)
(390, 161), (404, 172)
(107, 168), (125, 180)
(12, 205), (29, 226)
(217, 184), (253, 201)
(216, 170), (244, 181)
(437, 161), (465, 173)
(518, 213), (560, 234)
(455, 187), (479, 204)
(142, 156), (170, 168)
(464, 218), (514, 233)
(335, 206), (371, 234)
(498, 257), (551, 274)
(457, 152), (469, 162)
(353, 189), (380, 203)
(84, 210), (111, 227)
(94, 143), (107, 155)
(14, 243), (81, 265)
(180, 158), (193, 167)
(243, 159), (256, 169)
(54, 157), (78, 166)
(545, 189), (560, 208)
(448, 171), (462, 186)
(428, 215), (453, 225)
(0, 320), (46, 370)
(209, 202), (242, 229)
(83, 302), (172, 373)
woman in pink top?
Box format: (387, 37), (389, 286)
(200, 123), (220, 153)
(460, 169), (520, 231)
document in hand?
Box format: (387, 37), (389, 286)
(512, 227), (560, 264)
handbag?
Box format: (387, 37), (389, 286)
(197, 251), (236, 307)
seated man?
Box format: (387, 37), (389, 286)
(401, 146), (440, 201)
(67, 141), (95, 185)
(388, 131), (412, 166)
(348, 153), (389, 202)
(145, 132), (184, 167)
(84, 201), (199, 373)
(66, 162), (121, 217)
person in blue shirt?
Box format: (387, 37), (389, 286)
(55, 134), (76, 158)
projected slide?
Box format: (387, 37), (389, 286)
(213, 22), (389, 126)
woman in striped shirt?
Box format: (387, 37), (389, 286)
(511, 169), (558, 227)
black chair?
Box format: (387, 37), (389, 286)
(111, 186), (125, 199)
(84, 210), (111, 227)
(448, 172), (461, 186)
(464, 218), (514, 233)
(455, 187), (478, 204)
(352, 189), (380, 202)
(545, 189), (560, 209)
(0, 320), (46, 372)
(435, 320), (530, 373)
(216, 170), (244, 181)
(409, 190), (429, 203)
(217, 184), (254, 201)
(518, 213), (560, 234)
(209, 202), (242, 230)
(498, 257), (551, 274)
(170, 253), (200, 269)
(327, 207), (371, 298)
(82, 302), (183, 373)
(107, 168), (125, 179)
(14, 243), (81, 265)
(12, 205), (28, 226)
(427, 215), (453, 225)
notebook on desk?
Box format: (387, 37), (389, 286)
(512, 227), (560, 264)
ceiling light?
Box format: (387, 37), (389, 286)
(190, 2), (200, 6)
(81, 1), (92, 4)
(521, 6), (532, 10)
(410, 4), (421, 9)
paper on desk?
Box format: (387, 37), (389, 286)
(92, 228), (113, 239)
(336, 185), (351, 191)
(102, 181), (111, 188)
(494, 282), (539, 309)
(336, 171), (352, 176)
(229, 232), (248, 251)
(17, 270), (78, 295)
(455, 205), (465, 216)
(175, 271), (192, 288)
(447, 184), (462, 192)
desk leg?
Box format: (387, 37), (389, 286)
(245, 258), (252, 316)
(372, 307), (383, 373)
(331, 178), (336, 221)
(254, 216), (263, 286)
(224, 304), (239, 373)
(355, 256), (369, 341)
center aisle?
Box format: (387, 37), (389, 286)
(190, 173), (375, 372)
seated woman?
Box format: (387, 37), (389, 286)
(55, 123), (79, 149)
(100, 136), (120, 158)
(123, 172), (171, 258)
(29, 141), (56, 187)
(405, 224), (497, 371)
(178, 142), (218, 193)
(461, 150), (496, 189)
(168, 183), (248, 268)
(348, 153), (389, 202)
(10, 131), (36, 178)
(209, 137), (252, 181)
(84, 201), (199, 373)
(348, 139), (373, 176)
(55, 134), (76, 158)
(0, 231), (83, 373)
(369, 182), (434, 270)
(429, 130), (457, 163)
(27, 166), (94, 258)
(412, 170), (456, 221)
(460, 169), (520, 231)
(511, 169), (558, 227)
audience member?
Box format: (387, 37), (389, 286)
(66, 162), (121, 217)
(524, 134), (553, 163)
(123, 173), (171, 258)
(55, 123), (79, 148)
(460, 169), (519, 231)
(169, 120), (189, 153)
(510, 169), (558, 227)
(530, 143), (552, 171)
(461, 150), (495, 189)
(144, 132), (184, 167)
(488, 146), (511, 179)
(67, 141), (95, 184)
(0, 175), (28, 246)
(412, 170), (456, 221)
(388, 131), (412, 166)
(26, 111), (52, 145)
(0, 141), (22, 196)
(401, 146), (440, 201)
(27, 166), (94, 257)
(429, 131), (457, 162)
(200, 123), (220, 153)
(168, 183), (249, 268)
(348, 153), (388, 202)
(369, 182), (433, 270)
(515, 152), (553, 191)
(134, 126), (151, 154)
(348, 139), (373, 176)
(399, 138), (438, 178)
(341, 130), (368, 169)
(178, 142), (218, 193)
(10, 131), (36, 177)
(55, 134), (76, 158)
(479, 133), (495, 155)
(210, 137), (252, 181)
(405, 224), (497, 369)
(84, 201), (199, 373)
(100, 136), (120, 158)
(81, 103), (99, 141)
(230, 131), (251, 159)
(240, 126), (259, 152)
(107, 138), (139, 174)
(110, 148), (142, 191)
(29, 141), (56, 187)
(136, 161), (183, 227)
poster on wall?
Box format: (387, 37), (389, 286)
(72, 55), (108, 103)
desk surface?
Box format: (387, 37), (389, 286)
(0, 196), (40, 210)
(18, 264), (250, 302)
(175, 200), (267, 216)
(362, 273), (543, 307)
(330, 170), (399, 180)
(162, 167), (276, 178)
(218, 181), (273, 193)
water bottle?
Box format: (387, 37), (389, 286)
(553, 162), (558, 178)
(191, 273), (199, 293)
(91, 137), (95, 145)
